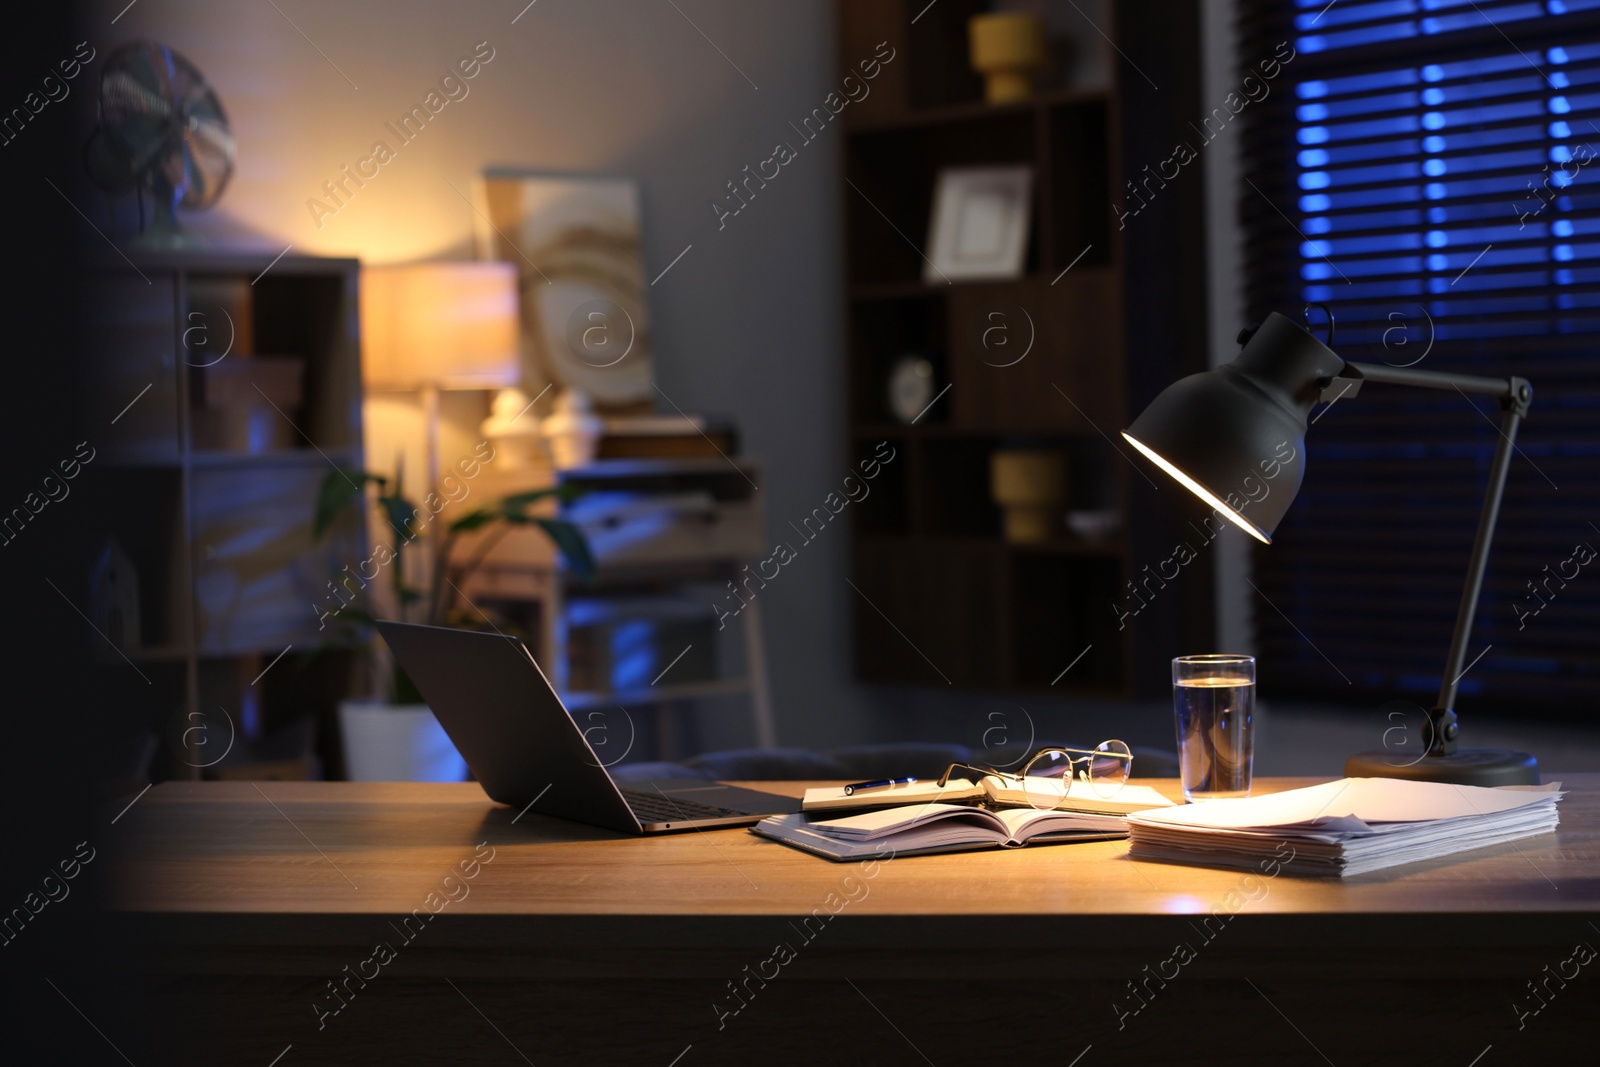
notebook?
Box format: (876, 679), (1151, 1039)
(1125, 777), (1563, 877)
(801, 776), (1175, 816)
(752, 803), (1128, 861)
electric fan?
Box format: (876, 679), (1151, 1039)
(84, 41), (234, 248)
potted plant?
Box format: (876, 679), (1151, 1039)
(313, 460), (593, 781)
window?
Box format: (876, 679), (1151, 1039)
(1238, 0), (1600, 711)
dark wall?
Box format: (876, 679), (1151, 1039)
(0, 4), (153, 1061)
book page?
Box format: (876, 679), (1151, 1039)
(995, 806), (1129, 842)
(806, 803), (1007, 840)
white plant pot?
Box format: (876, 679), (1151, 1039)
(338, 700), (468, 782)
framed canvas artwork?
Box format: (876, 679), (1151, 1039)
(475, 171), (654, 408)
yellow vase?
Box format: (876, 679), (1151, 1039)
(991, 449), (1065, 543)
(968, 12), (1047, 105)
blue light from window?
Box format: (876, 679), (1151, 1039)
(1430, 207), (1448, 223)
(1556, 244), (1575, 260)
(1422, 64), (1443, 82)
(1428, 254), (1449, 271)
(1298, 80), (1328, 99)
(1299, 126), (1330, 145)
(1422, 17), (1441, 33)
(1427, 230), (1448, 247)
(1556, 268), (1574, 284)
(1551, 121), (1572, 137)
(1300, 171), (1332, 189)
(1301, 193), (1332, 212)
(1552, 145), (1573, 162)
(1422, 87), (1445, 105)
(1550, 96), (1571, 113)
(1550, 72), (1570, 88)
(1305, 216), (1332, 234)
(1555, 220), (1575, 237)
(1298, 103), (1331, 122)
(1300, 35), (1327, 53)
(1423, 111), (1446, 129)
(1426, 182), (1447, 199)
(1424, 135), (1446, 152)
(1299, 148), (1330, 166)
(1549, 47), (1569, 63)
(1303, 262), (1334, 280)
(1302, 240), (1332, 258)
(1553, 170), (1572, 187)
(1424, 158), (1447, 176)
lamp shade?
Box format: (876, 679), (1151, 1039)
(1121, 312), (1346, 544)
(361, 262), (521, 390)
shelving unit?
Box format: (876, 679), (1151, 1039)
(836, 0), (1213, 698)
(564, 459), (775, 749)
(92, 251), (365, 778)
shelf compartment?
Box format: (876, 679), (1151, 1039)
(844, 112), (1037, 287)
(1044, 98), (1114, 272)
(847, 293), (946, 426)
(945, 271), (1124, 434)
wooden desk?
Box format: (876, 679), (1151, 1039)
(114, 776), (1600, 1064)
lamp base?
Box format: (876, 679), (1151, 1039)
(1344, 747), (1539, 787)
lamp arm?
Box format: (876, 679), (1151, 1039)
(1336, 362), (1533, 754)
(1341, 360), (1524, 400)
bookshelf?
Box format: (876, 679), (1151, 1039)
(836, 0), (1214, 697)
(92, 251), (366, 778)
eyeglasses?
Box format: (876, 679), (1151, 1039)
(935, 740), (1134, 810)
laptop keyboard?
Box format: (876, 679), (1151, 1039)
(622, 789), (751, 823)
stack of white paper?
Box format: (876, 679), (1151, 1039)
(1125, 777), (1562, 877)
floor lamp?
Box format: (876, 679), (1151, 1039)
(360, 261), (522, 491)
(1122, 310), (1538, 786)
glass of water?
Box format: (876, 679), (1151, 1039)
(1172, 654), (1255, 801)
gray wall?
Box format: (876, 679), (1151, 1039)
(108, 0), (872, 750)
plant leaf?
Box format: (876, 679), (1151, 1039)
(499, 485), (581, 511)
(447, 508), (500, 534)
(314, 470), (385, 541)
(378, 492), (422, 541)
(534, 518), (595, 581)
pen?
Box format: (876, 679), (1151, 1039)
(843, 777), (917, 796)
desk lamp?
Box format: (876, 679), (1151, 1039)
(1122, 310), (1538, 786)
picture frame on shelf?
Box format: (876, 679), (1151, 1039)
(924, 165), (1033, 284)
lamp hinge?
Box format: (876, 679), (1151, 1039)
(1504, 376), (1533, 418)
(1317, 372), (1363, 404)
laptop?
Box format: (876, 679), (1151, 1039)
(375, 620), (801, 833)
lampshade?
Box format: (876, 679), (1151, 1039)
(361, 262), (521, 390)
(1121, 312), (1346, 544)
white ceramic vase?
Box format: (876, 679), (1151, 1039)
(541, 389), (603, 470)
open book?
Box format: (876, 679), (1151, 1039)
(753, 803), (1128, 861)
(802, 776), (1174, 816)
